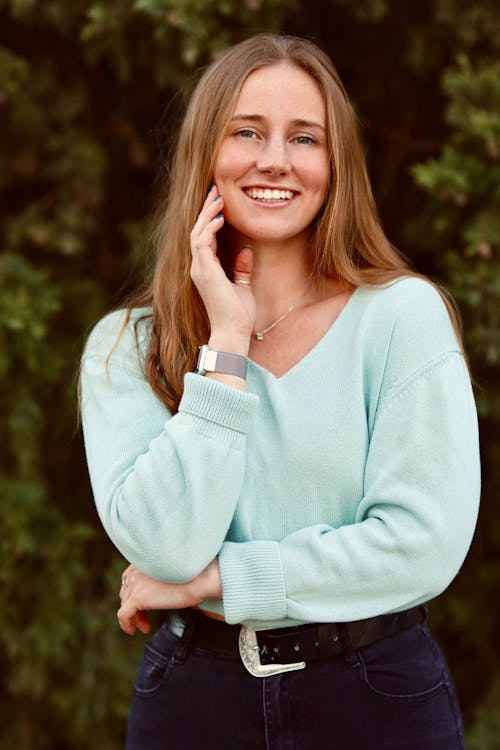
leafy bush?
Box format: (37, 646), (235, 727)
(1, 0), (498, 746)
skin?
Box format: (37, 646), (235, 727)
(214, 62), (330, 252)
(118, 62), (350, 635)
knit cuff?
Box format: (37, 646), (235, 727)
(179, 372), (258, 435)
(219, 541), (287, 624)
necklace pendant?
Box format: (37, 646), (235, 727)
(253, 284), (310, 342)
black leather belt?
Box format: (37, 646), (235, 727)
(173, 606), (426, 677)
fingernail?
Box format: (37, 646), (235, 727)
(207, 183), (214, 195)
(216, 212), (223, 219)
(214, 194), (222, 201)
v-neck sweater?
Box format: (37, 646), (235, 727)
(81, 276), (480, 627)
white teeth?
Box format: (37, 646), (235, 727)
(245, 188), (294, 201)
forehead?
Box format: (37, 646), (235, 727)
(234, 62), (326, 123)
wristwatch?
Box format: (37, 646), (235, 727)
(196, 345), (248, 380)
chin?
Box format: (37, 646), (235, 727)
(226, 220), (306, 244)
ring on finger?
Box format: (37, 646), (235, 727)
(234, 279), (252, 287)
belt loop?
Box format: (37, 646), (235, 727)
(168, 608), (198, 663)
(316, 623), (330, 658)
(336, 623), (359, 668)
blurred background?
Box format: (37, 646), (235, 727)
(0, 0), (499, 747)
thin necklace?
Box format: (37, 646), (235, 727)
(254, 284), (311, 341)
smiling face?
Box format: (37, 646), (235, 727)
(213, 62), (330, 249)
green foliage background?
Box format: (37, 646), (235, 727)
(0, 0), (498, 747)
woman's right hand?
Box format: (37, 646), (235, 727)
(189, 184), (255, 355)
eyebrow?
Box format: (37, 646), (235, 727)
(230, 114), (326, 132)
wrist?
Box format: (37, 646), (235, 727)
(196, 345), (248, 389)
(192, 559), (222, 604)
(208, 332), (250, 357)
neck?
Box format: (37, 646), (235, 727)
(238, 236), (314, 322)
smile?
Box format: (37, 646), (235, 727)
(244, 188), (296, 202)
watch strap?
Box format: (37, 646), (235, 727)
(196, 345), (248, 380)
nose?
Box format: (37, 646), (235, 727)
(256, 137), (291, 174)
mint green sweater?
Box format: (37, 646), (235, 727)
(81, 277), (480, 628)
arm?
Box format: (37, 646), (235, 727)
(218, 281), (481, 624)
(111, 330), (480, 629)
(81, 184), (257, 582)
(81, 345), (258, 582)
(219, 352), (480, 624)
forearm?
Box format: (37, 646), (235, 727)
(220, 500), (478, 626)
(220, 355), (480, 625)
(82, 360), (258, 580)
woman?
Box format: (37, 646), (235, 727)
(81, 34), (480, 749)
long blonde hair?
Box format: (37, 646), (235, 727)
(123, 33), (464, 413)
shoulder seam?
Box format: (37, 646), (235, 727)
(378, 350), (463, 416)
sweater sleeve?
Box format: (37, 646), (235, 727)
(219, 287), (481, 624)
(80, 311), (259, 582)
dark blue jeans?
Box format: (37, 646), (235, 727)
(126, 615), (466, 749)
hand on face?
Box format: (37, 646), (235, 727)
(189, 184), (256, 354)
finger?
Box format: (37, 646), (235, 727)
(190, 220), (225, 281)
(202, 195), (224, 222)
(136, 611), (151, 634)
(191, 202), (224, 245)
(119, 584), (133, 603)
(233, 246), (254, 285)
(121, 564), (134, 585)
(117, 600), (139, 635)
(197, 185), (224, 224)
(201, 182), (221, 210)
(117, 601), (151, 636)
(201, 182), (216, 209)
(117, 570), (137, 613)
(191, 182), (222, 226)
(117, 609), (136, 635)
(195, 208), (225, 245)
(119, 568), (130, 599)
(190, 199), (224, 260)
(120, 575), (133, 597)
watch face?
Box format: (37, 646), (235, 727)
(196, 345), (219, 375)
(196, 345), (208, 375)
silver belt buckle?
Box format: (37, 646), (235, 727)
(238, 624), (306, 677)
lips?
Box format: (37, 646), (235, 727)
(244, 187), (296, 201)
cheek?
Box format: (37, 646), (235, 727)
(213, 148), (229, 186)
(291, 146), (328, 188)
(213, 145), (247, 185)
(304, 158), (330, 196)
